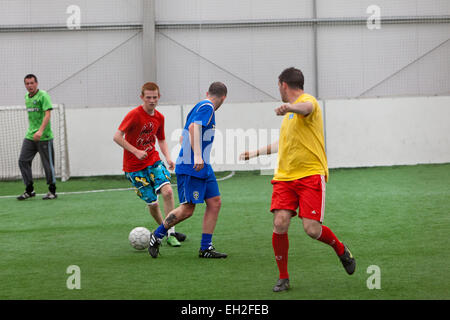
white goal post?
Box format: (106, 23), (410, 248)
(0, 104), (70, 182)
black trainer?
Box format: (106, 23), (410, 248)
(173, 232), (187, 242)
(42, 192), (57, 200)
(339, 243), (356, 275)
(17, 191), (36, 200)
(148, 232), (161, 258)
(273, 278), (290, 292)
(199, 245), (227, 259)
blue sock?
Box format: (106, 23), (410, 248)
(154, 223), (168, 239)
(201, 233), (213, 250)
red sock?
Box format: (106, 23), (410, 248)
(317, 225), (345, 256)
(272, 232), (289, 279)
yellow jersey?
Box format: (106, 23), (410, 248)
(273, 93), (329, 182)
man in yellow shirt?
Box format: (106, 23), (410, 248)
(241, 67), (355, 292)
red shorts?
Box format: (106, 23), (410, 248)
(270, 175), (326, 222)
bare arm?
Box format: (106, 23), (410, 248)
(157, 139), (174, 170)
(188, 122), (204, 171)
(33, 110), (51, 141)
(113, 130), (147, 160)
(275, 101), (313, 117)
(239, 140), (279, 161)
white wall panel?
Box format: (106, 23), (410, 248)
(63, 96), (450, 177)
(66, 105), (182, 177)
(183, 101), (284, 172)
(325, 96), (450, 168)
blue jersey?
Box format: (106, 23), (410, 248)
(175, 99), (216, 179)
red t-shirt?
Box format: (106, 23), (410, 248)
(118, 106), (165, 172)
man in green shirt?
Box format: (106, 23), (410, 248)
(17, 74), (57, 200)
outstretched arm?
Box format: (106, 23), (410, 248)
(239, 140), (279, 161)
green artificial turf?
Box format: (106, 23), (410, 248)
(0, 164), (449, 300)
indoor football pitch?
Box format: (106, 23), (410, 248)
(0, 164), (448, 300)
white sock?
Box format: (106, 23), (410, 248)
(168, 226), (175, 236)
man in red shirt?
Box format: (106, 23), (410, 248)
(113, 82), (185, 246)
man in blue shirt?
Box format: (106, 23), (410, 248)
(148, 82), (228, 259)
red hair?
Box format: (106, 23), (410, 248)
(141, 82), (160, 96)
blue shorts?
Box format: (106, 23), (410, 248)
(177, 173), (220, 204)
(125, 161), (171, 205)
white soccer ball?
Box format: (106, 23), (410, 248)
(128, 227), (151, 250)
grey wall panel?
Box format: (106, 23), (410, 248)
(363, 40), (450, 97)
(0, 0), (142, 25)
(156, 26), (315, 104)
(317, 23), (450, 98)
(0, 30), (144, 107)
(155, 0), (313, 22)
(1, 0), (448, 107)
(317, 0), (450, 18)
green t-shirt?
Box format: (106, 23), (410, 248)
(24, 90), (54, 141)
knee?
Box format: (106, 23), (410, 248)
(205, 197), (221, 214)
(161, 186), (173, 200)
(273, 215), (290, 234)
(304, 223), (321, 239)
(210, 197), (221, 209)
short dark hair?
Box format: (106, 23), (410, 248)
(208, 82), (227, 97)
(24, 74), (38, 83)
(278, 67), (304, 90)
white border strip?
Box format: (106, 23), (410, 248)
(320, 175), (326, 223)
(0, 171), (236, 199)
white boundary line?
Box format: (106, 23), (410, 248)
(216, 170), (235, 181)
(0, 171), (236, 199)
